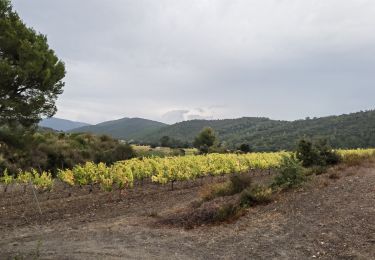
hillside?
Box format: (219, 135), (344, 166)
(70, 117), (167, 141)
(140, 110), (375, 150)
(39, 117), (90, 131)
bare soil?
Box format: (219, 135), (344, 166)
(1, 164), (374, 260)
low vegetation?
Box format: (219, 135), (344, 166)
(0, 127), (135, 176)
(173, 147), (375, 227)
(271, 155), (306, 190)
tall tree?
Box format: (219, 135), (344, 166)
(0, 0), (66, 127)
(194, 127), (217, 153)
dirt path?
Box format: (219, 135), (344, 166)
(1, 165), (374, 259)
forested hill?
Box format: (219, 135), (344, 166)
(139, 110), (375, 151)
(70, 117), (167, 141)
(39, 117), (90, 131)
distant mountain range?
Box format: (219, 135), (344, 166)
(42, 109), (375, 151)
(69, 117), (167, 140)
(39, 117), (90, 131)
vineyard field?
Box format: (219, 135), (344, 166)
(1, 149), (374, 193)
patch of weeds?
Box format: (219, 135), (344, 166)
(190, 199), (204, 209)
(229, 174), (252, 193)
(318, 179), (329, 187)
(306, 166), (327, 176)
(200, 174), (252, 201)
(239, 185), (273, 207)
(200, 182), (233, 201)
(214, 203), (242, 222)
(328, 172), (340, 180)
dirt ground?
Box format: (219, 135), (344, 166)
(1, 164), (374, 260)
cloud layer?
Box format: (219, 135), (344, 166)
(12, 0), (375, 124)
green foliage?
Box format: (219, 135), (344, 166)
(194, 127), (217, 153)
(160, 136), (170, 147)
(0, 0), (66, 127)
(239, 144), (251, 153)
(315, 139), (341, 165)
(272, 155), (306, 189)
(0, 130), (135, 175)
(296, 139), (341, 167)
(1, 168), (13, 185)
(296, 139), (319, 167)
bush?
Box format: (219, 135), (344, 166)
(200, 182), (233, 201)
(296, 139), (341, 167)
(229, 174), (252, 194)
(239, 144), (251, 153)
(200, 174), (252, 201)
(315, 139), (341, 165)
(214, 203), (241, 222)
(240, 185), (272, 207)
(272, 155), (306, 189)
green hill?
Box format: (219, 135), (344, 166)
(70, 117), (167, 141)
(139, 110), (375, 151)
(39, 117), (90, 131)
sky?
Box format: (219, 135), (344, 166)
(12, 0), (375, 124)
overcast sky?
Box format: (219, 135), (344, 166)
(12, 0), (375, 124)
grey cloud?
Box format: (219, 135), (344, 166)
(11, 0), (375, 124)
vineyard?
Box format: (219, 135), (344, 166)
(1, 149), (375, 193)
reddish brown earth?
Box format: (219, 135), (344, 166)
(0, 164), (374, 260)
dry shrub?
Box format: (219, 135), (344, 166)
(229, 174), (252, 193)
(200, 182), (233, 201)
(328, 172), (340, 180)
(200, 174), (252, 202)
(240, 185), (273, 207)
(214, 203), (242, 222)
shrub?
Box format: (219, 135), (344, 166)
(229, 174), (252, 194)
(272, 155), (306, 189)
(214, 203), (241, 222)
(200, 174), (252, 201)
(240, 185), (273, 207)
(200, 182), (233, 201)
(296, 139), (320, 167)
(296, 139), (341, 167)
(315, 139), (341, 166)
(239, 144), (252, 153)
